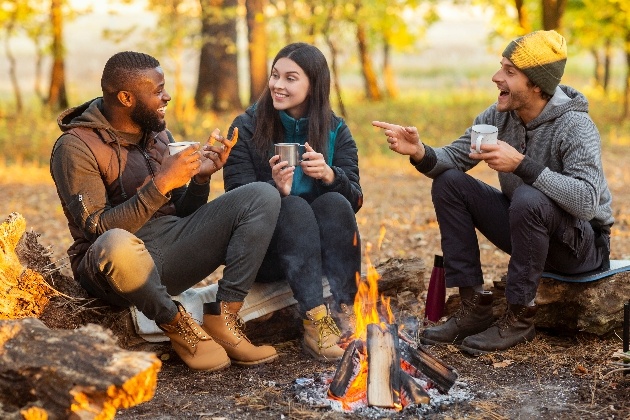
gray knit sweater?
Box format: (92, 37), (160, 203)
(415, 85), (613, 227)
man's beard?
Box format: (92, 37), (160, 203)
(131, 100), (166, 132)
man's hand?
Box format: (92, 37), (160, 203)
(469, 140), (524, 172)
(372, 120), (425, 162)
(155, 143), (203, 194)
(300, 142), (335, 184)
(196, 127), (239, 183)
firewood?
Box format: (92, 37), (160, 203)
(0, 318), (161, 419)
(329, 340), (360, 398)
(366, 323), (401, 408)
(399, 370), (430, 406)
(399, 340), (458, 394)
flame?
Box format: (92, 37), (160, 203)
(351, 242), (394, 342)
(330, 236), (401, 411)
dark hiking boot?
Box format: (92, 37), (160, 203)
(420, 290), (494, 345)
(460, 303), (537, 356)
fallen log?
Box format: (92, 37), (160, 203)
(0, 318), (161, 419)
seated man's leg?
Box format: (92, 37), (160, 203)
(461, 184), (602, 355)
(421, 169), (511, 345)
(78, 228), (230, 371)
(151, 182), (282, 365)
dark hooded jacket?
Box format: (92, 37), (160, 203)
(224, 106), (363, 213)
(50, 97), (210, 275)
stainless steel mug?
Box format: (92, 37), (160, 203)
(274, 143), (303, 166)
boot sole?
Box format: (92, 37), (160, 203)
(459, 331), (537, 357)
(302, 341), (343, 362)
(419, 336), (465, 346)
(230, 353), (279, 367)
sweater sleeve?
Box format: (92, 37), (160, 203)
(50, 134), (170, 240)
(530, 114), (607, 221)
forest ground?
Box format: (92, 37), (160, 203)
(1, 146), (629, 419)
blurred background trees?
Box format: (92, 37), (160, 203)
(1, 0), (629, 112)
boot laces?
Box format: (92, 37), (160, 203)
(222, 302), (249, 342)
(495, 308), (520, 330)
(313, 315), (342, 349)
(453, 295), (478, 320)
(175, 311), (208, 348)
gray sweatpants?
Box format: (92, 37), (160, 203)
(76, 182), (281, 325)
(431, 169), (609, 306)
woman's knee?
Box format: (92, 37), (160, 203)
(278, 195), (316, 229)
(244, 182), (281, 213)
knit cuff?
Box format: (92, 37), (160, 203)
(514, 155), (545, 184)
(411, 144), (437, 174)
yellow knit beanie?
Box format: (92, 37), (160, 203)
(502, 30), (567, 96)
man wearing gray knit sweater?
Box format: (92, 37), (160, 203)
(372, 30), (613, 355)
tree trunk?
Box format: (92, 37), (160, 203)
(624, 38), (630, 120)
(325, 35), (347, 118)
(195, 0), (241, 112)
(4, 20), (23, 114)
(47, 0), (68, 110)
(382, 39), (397, 99)
(603, 38), (611, 92)
(592, 48), (603, 89)
(246, 0), (268, 104)
(541, 0), (566, 31)
(356, 22), (381, 101)
(514, 0), (531, 33)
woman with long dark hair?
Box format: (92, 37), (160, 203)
(222, 43), (362, 361)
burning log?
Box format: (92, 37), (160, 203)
(366, 323), (401, 408)
(328, 340), (361, 398)
(399, 370), (430, 406)
(399, 340), (458, 394)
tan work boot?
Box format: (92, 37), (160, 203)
(202, 301), (278, 366)
(303, 304), (344, 361)
(159, 301), (230, 371)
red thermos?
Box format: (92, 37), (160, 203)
(425, 254), (446, 323)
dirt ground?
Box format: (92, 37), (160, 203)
(1, 146), (629, 419)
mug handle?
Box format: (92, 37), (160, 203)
(475, 134), (484, 153)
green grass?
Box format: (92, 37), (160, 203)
(1, 84), (629, 168)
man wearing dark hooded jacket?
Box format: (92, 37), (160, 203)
(373, 30), (613, 355)
(51, 51), (281, 371)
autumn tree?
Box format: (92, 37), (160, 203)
(245, 0), (268, 104)
(195, 0), (241, 112)
(47, 0), (68, 110)
(0, 0), (27, 113)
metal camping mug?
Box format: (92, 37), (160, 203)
(274, 143), (304, 166)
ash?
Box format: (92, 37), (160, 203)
(292, 373), (473, 416)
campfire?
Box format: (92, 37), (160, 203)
(327, 247), (458, 411)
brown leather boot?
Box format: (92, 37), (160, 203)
(420, 291), (495, 345)
(460, 303), (537, 356)
(303, 304), (344, 361)
(331, 303), (356, 339)
(159, 301), (230, 371)
(202, 301), (278, 366)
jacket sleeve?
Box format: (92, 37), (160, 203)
(223, 113), (274, 192)
(51, 134), (170, 240)
(317, 122), (363, 213)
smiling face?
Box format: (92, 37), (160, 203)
(130, 67), (171, 132)
(268, 57), (310, 119)
(491, 57), (545, 124)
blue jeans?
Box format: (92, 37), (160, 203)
(431, 169), (609, 305)
(255, 192), (360, 317)
(76, 182), (281, 325)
